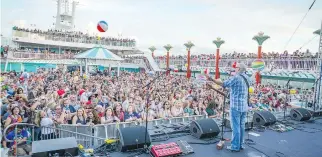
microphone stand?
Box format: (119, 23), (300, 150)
(142, 72), (163, 153)
(284, 79), (291, 120)
(213, 88), (228, 141)
(207, 86), (228, 149)
(311, 77), (321, 122)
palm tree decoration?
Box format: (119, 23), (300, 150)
(148, 46), (156, 58)
(252, 32), (270, 59)
(213, 37), (225, 79)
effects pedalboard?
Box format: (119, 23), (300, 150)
(150, 140), (194, 157)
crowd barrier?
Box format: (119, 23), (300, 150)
(46, 110), (321, 147)
(5, 110), (319, 150)
(58, 124), (95, 147)
(58, 115), (206, 146)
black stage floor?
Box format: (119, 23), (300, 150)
(111, 119), (322, 157)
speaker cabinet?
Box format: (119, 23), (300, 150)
(117, 126), (151, 152)
(190, 118), (220, 139)
(290, 108), (312, 121)
(253, 111), (277, 126)
(32, 137), (78, 157)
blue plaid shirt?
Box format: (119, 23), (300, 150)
(223, 73), (252, 112)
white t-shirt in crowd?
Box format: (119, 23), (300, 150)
(40, 118), (55, 135)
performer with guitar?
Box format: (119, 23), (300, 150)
(206, 63), (252, 152)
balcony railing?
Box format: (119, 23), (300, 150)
(155, 58), (320, 71)
(120, 58), (145, 64)
(12, 30), (136, 47)
(11, 51), (74, 60)
(7, 51), (320, 71)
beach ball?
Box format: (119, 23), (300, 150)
(290, 89), (297, 94)
(251, 59), (265, 71)
(97, 21), (108, 32)
(249, 87), (254, 93)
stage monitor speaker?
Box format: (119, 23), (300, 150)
(290, 108), (312, 121)
(253, 111), (277, 126)
(190, 118), (220, 139)
(117, 126), (151, 152)
(32, 137), (78, 157)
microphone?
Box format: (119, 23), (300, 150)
(286, 79), (291, 87)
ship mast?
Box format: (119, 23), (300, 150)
(55, 0), (78, 31)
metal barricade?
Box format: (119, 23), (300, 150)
(3, 123), (105, 153)
(59, 124), (94, 148)
(92, 115), (206, 145)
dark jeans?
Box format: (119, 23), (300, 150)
(33, 127), (41, 141)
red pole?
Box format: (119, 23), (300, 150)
(257, 46), (262, 59)
(152, 52), (154, 58)
(256, 45), (262, 85)
(187, 50), (191, 78)
(166, 51), (169, 76)
(215, 48), (220, 79)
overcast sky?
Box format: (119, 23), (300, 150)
(1, 0), (321, 56)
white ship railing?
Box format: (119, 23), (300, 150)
(11, 51), (74, 59)
(12, 30), (136, 48)
(6, 51), (320, 71)
(155, 58), (320, 71)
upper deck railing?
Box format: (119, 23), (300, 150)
(155, 58), (320, 71)
(12, 30), (136, 48)
(9, 51), (74, 60)
(4, 51), (320, 71)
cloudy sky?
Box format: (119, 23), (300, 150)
(1, 0), (321, 56)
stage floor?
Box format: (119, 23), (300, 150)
(111, 119), (322, 157)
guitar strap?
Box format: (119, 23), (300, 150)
(239, 74), (250, 107)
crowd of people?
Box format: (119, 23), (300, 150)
(12, 26), (137, 48)
(0, 67), (316, 155)
(155, 50), (319, 60)
(153, 51), (320, 71)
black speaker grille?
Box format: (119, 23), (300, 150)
(256, 118), (260, 122)
(253, 111), (276, 126)
(195, 119), (219, 134)
(292, 108), (311, 121)
(118, 126), (151, 152)
(192, 119), (220, 139)
(193, 127), (197, 133)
